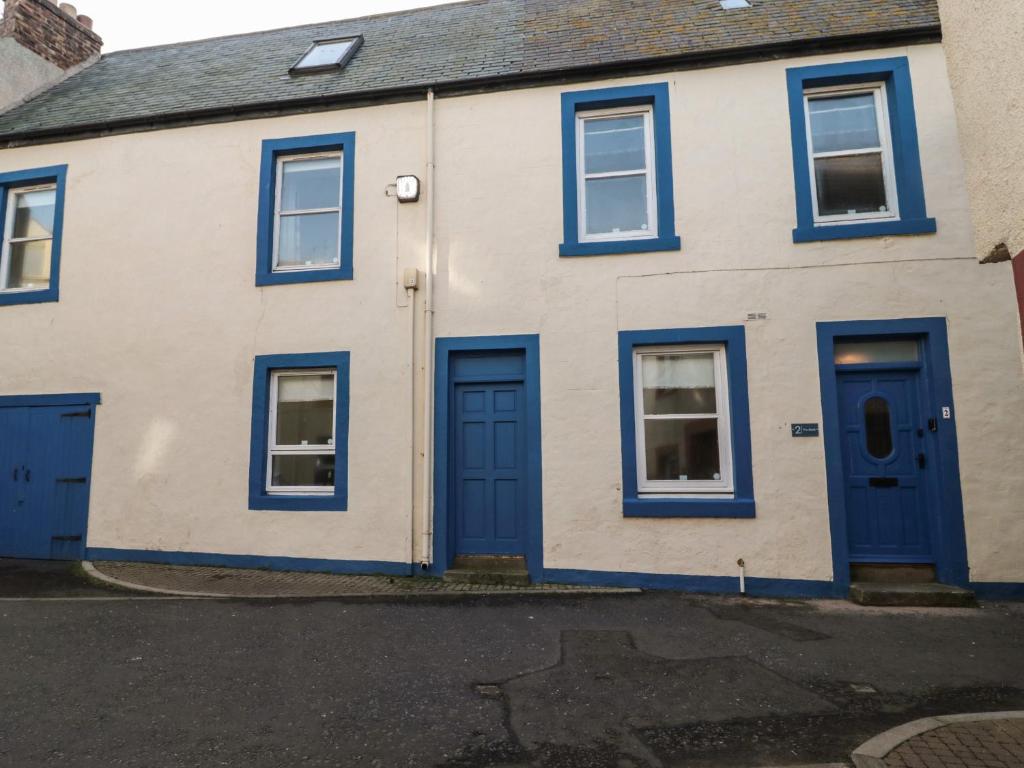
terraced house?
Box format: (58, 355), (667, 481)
(0, 0), (1021, 600)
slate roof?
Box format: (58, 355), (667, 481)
(0, 0), (940, 142)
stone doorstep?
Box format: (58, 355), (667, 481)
(850, 563), (936, 584)
(851, 711), (1024, 768)
(849, 581), (977, 608)
(442, 569), (531, 587)
(451, 555), (529, 573)
(444, 555), (531, 587)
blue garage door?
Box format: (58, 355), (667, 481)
(0, 403), (96, 560)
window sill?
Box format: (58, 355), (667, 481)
(249, 494), (346, 512)
(255, 266), (352, 287)
(560, 234), (681, 258)
(623, 496), (755, 518)
(0, 287), (58, 306)
(792, 218), (936, 243)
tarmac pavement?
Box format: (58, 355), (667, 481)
(0, 558), (1022, 767)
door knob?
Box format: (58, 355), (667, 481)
(916, 453), (926, 469)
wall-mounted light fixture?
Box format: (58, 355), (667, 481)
(396, 175), (420, 203)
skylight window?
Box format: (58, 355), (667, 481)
(720, 0), (751, 8)
(291, 36), (362, 74)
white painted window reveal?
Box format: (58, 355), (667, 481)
(633, 345), (733, 495)
(272, 152), (343, 272)
(267, 369), (337, 494)
(0, 184), (56, 293)
(576, 105), (658, 242)
(804, 82), (899, 225)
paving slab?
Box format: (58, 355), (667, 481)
(86, 560), (638, 599)
(0, 558), (123, 597)
(853, 712), (1024, 768)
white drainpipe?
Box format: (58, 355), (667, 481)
(407, 284), (417, 568)
(419, 88), (436, 568)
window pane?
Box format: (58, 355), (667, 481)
(12, 189), (56, 239)
(296, 40), (355, 69)
(5, 240), (51, 289)
(864, 396), (894, 460)
(276, 212), (340, 268)
(644, 418), (721, 482)
(814, 153), (888, 216)
(280, 157), (341, 211)
(583, 115), (646, 174)
(834, 340), (919, 364)
(809, 93), (881, 153)
(642, 353), (716, 415)
(271, 454), (335, 488)
(585, 175), (649, 235)
(275, 373), (334, 446)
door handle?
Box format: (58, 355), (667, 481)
(24, 468), (30, 482)
(12, 467), (17, 482)
(917, 453), (926, 469)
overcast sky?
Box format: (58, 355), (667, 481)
(62, 0), (455, 52)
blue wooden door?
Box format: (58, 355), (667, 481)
(453, 380), (527, 555)
(0, 405), (94, 560)
(837, 370), (933, 562)
(0, 407), (30, 556)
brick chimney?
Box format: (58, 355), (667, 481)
(0, 0), (101, 69)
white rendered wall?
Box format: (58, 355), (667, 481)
(0, 42), (1020, 584)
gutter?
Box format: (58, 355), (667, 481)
(0, 25), (941, 148)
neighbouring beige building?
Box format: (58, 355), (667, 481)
(939, 0), (1024, 264)
(0, 0), (1021, 600)
(937, 0), (1024, 355)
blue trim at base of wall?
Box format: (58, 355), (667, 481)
(86, 547), (412, 577)
(971, 582), (1024, 601)
(81, 551), (1024, 600)
(544, 568), (835, 598)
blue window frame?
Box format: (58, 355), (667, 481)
(786, 57), (935, 243)
(248, 351), (350, 511)
(618, 326), (754, 518)
(560, 83), (681, 257)
(255, 133), (355, 286)
(815, 318), (968, 591)
(0, 165), (67, 306)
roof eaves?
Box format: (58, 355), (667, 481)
(0, 22), (942, 148)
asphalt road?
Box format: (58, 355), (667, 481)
(0, 576), (1022, 767)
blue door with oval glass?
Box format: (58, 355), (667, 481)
(452, 371), (527, 556)
(836, 369), (933, 562)
(0, 403), (95, 560)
